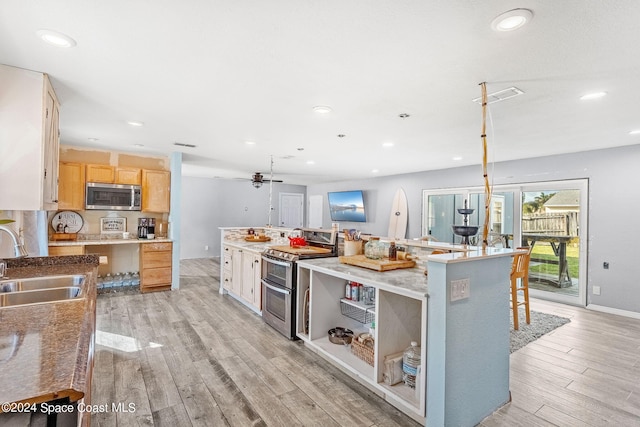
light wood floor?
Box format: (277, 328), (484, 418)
(92, 259), (640, 426)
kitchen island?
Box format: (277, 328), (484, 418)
(0, 255), (99, 426)
(297, 246), (519, 426)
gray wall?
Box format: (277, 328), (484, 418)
(180, 177), (305, 259)
(306, 144), (640, 315)
(180, 144), (640, 315)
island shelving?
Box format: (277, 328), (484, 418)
(297, 246), (519, 426)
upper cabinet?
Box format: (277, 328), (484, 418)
(0, 65), (60, 210)
(115, 167), (142, 185)
(142, 169), (170, 213)
(58, 162), (85, 210)
(86, 164), (115, 183)
(86, 164), (142, 185)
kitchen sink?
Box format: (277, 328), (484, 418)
(0, 287), (83, 307)
(0, 274), (85, 293)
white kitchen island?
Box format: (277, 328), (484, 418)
(297, 246), (519, 426)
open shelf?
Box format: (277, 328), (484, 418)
(340, 298), (376, 324)
(312, 335), (375, 380)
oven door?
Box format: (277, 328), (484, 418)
(262, 279), (296, 339)
(261, 255), (293, 289)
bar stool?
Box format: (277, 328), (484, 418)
(511, 246), (532, 330)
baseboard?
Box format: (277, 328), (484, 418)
(587, 304), (640, 319)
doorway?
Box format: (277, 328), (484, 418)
(423, 179), (587, 306)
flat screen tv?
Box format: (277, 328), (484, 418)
(328, 190), (366, 222)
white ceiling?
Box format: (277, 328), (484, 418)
(2, 1), (639, 185)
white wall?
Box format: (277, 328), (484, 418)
(179, 176), (306, 259)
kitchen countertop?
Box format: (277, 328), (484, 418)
(0, 255), (99, 410)
(223, 239), (283, 253)
(49, 237), (172, 246)
(297, 257), (429, 299)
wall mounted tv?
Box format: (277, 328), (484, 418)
(328, 190), (367, 222)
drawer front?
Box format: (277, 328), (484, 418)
(223, 253), (232, 269)
(142, 242), (172, 252)
(49, 245), (85, 256)
(141, 267), (172, 287)
(142, 251), (172, 269)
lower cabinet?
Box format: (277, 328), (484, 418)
(222, 245), (234, 291)
(241, 251), (261, 310)
(221, 244), (262, 312)
(140, 242), (172, 292)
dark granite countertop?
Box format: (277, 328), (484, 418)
(0, 256), (99, 409)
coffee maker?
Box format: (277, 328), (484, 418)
(138, 218), (156, 238)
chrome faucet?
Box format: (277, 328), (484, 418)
(0, 225), (28, 258)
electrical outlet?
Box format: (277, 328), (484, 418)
(593, 285), (601, 295)
(451, 278), (470, 301)
(204, 245), (209, 251)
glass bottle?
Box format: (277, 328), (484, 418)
(388, 242), (397, 260)
(365, 237), (384, 259)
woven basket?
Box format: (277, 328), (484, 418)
(351, 336), (374, 366)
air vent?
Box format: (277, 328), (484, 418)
(472, 87), (524, 104)
(173, 142), (196, 148)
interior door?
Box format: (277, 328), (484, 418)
(279, 193), (304, 228)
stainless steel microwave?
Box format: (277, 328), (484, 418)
(85, 182), (141, 211)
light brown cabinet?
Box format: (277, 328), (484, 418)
(115, 167), (142, 185)
(48, 245), (85, 256)
(0, 65), (59, 210)
(86, 164), (143, 185)
(85, 164), (115, 183)
(142, 169), (170, 213)
(140, 242), (172, 293)
(58, 162), (85, 210)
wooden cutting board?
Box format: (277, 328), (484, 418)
(339, 255), (416, 271)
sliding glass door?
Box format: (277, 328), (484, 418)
(422, 179), (587, 306)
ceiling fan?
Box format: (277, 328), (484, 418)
(251, 156), (282, 188)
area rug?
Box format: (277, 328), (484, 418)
(510, 310), (570, 353)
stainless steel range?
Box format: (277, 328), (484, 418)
(261, 228), (337, 339)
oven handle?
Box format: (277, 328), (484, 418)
(261, 256), (292, 268)
(262, 280), (291, 295)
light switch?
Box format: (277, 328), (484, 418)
(451, 278), (470, 301)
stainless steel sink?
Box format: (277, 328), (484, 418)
(0, 287), (82, 307)
(0, 274), (85, 293)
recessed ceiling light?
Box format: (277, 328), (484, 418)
(398, 113), (410, 119)
(306, 160), (315, 165)
(244, 141), (256, 145)
(629, 130), (640, 135)
(297, 147), (305, 151)
(491, 9), (533, 32)
(371, 169), (379, 173)
(126, 120), (144, 127)
(313, 105), (332, 114)
(453, 156), (463, 161)
(36, 29), (77, 48)
(337, 134), (346, 138)
(88, 138), (99, 142)
(382, 142), (394, 147)
(580, 92), (607, 100)
(132, 144), (144, 148)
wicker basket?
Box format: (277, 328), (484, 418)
(351, 336), (375, 366)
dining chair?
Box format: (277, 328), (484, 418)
(510, 246), (532, 330)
